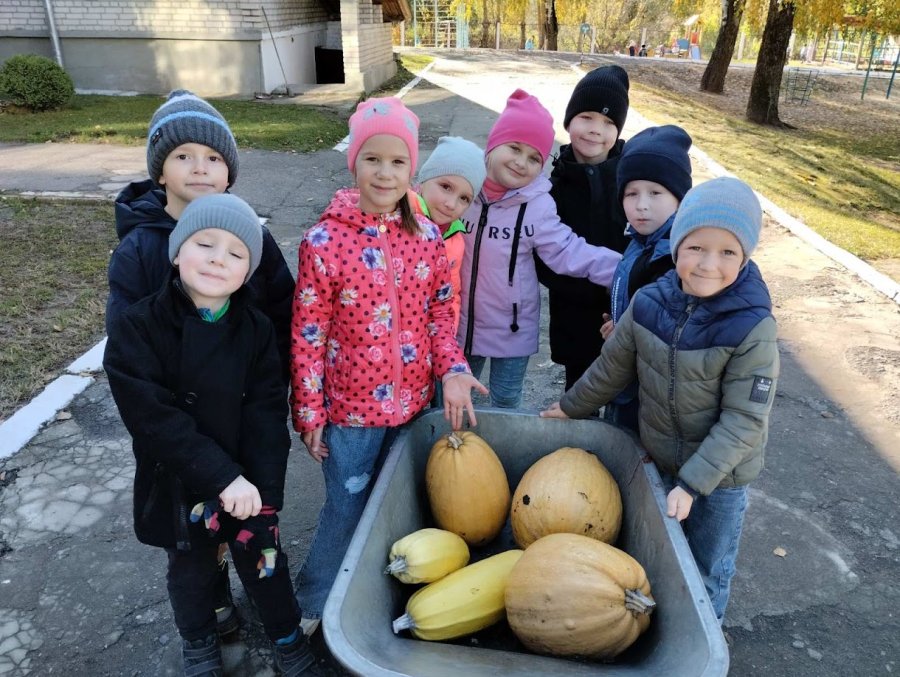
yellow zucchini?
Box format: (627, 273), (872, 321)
(384, 528), (470, 584)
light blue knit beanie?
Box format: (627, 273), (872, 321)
(671, 177), (762, 265)
(417, 136), (487, 196)
(169, 194), (262, 281)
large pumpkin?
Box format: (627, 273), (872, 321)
(504, 533), (655, 659)
(425, 431), (510, 546)
(510, 446), (622, 548)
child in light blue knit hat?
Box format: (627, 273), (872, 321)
(544, 176), (778, 623)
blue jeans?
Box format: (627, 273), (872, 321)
(465, 354), (530, 408)
(663, 475), (749, 622)
(295, 424), (396, 618)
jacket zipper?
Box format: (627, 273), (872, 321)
(667, 301), (695, 466)
(378, 214), (404, 424)
(464, 203), (491, 354)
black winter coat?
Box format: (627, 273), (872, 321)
(536, 142), (630, 366)
(106, 180), (295, 378)
(103, 276), (290, 550)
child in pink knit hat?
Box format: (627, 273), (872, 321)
(289, 96), (487, 633)
(456, 89), (622, 408)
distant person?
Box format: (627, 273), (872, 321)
(104, 194), (318, 676)
(536, 65), (631, 392)
(599, 125), (693, 431)
(543, 177), (780, 623)
(525, 36), (535, 50)
(105, 90), (295, 643)
(289, 97), (486, 636)
(638, 44), (648, 57)
(628, 40), (637, 57)
(457, 89), (622, 408)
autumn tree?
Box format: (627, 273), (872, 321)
(700, 0), (747, 92)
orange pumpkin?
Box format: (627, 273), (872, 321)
(510, 447), (622, 548)
(504, 533), (655, 659)
(425, 431), (510, 546)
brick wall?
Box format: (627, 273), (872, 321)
(0, 0), (327, 35)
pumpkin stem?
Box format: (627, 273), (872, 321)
(384, 556), (408, 575)
(391, 612), (415, 635)
(624, 588), (656, 616)
(447, 432), (464, 449)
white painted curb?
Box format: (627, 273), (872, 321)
(0, 338), (106, 460)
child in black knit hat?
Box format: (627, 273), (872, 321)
(536, 65), (632, 392)
(600, 123), (693, 430)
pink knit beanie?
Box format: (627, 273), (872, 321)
(347, 97), (420, 174)
(486, 89), (555, 163)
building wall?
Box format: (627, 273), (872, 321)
(339, 0), (395, 91)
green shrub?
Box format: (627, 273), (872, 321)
(0, 54), (75, 111)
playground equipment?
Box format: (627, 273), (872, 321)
(782, 67), (819, 105)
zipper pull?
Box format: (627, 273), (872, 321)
(378, 214), (387, 233)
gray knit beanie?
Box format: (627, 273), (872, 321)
(417, 136), (487, 196)
(169, 194), (262, 280)
(671, 177), (762, 265)
(147, 90), (239, 188)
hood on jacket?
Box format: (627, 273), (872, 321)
(114, 179), (175, 241)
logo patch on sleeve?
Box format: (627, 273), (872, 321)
(749, 376), (773, 404)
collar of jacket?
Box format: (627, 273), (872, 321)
(625, 212), (676, 259)
(163, 269), (254, 325)
(655, 260), (771, 315)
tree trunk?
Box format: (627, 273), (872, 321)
(746, 0), (796, 126)
(480, 0), (491, 48)
(545, 0), (559, 51)
(520, 21), (526, 49)
(700, 0), (746, 93)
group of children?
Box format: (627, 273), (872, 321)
(103, 65), (778, 677)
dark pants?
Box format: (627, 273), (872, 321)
(166, 536), (300, 642)
(564, 359), (597, 392)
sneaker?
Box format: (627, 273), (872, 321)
(213, 558), (240, 639)
(182, 634), (223, 677)
(274, 631), (322, 676)
(299, 616), (320, 637)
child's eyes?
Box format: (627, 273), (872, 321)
(528, 155), (541, 164)
(196, 241), (212, 248)
(624, 191), (637, 198)
(722, 249), (738, 257)
(175, 153), (190, 160)
(393, 158), (408, 166)
(460, 195), (472, 204)
(229, 251), (245, 259)
(208, 155), (222, 162)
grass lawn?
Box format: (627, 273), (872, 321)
(0, 95), (348, 151)
(622, 68), (900, 263)
(0, 196), (116, 421)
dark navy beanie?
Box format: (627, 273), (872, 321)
(616, 125), (693, 204)
(146, 90), (239, 188)
(564, 65), (630, 134)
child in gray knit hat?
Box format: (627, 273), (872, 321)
(106, 90), (295, 650)
(104, 193), (318, 677)
(544, 175), (778, 624)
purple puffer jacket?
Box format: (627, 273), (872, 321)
(457, 174), (622, 358)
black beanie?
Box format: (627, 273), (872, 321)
(616, 125), (693, 204)
(564, 65), (630, 135)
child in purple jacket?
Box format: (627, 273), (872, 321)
(457, 89), (622, 408)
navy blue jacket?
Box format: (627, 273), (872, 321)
(106, 180), (295, 376)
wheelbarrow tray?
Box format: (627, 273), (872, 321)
(322, 409), (729, 676)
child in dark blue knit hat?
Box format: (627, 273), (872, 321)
(105, 90), (295, 645)
(537, 64), (633, 393)
(599, 123), (693, 430)
(104, 194), (318, 677)
(544, 177), (779, 624)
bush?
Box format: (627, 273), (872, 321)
(0, 54), (75, 111)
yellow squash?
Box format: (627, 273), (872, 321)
(391, 549), (523, 640)
(384, 528), (470, 584)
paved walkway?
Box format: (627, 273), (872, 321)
(1, 52), (899, 677)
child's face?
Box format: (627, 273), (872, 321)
(353, 134), (413, 214)
(622, 180), (680, 236)
(676, 227), (743, 298)
(159, 143), (230, 218)
(174, 227), (250, 310)
(567, 111), (619, 165)
(419, 175), (474, 226)
(487, 142), (543, 190)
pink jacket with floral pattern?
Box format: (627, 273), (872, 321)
(290, 188), (471, 433)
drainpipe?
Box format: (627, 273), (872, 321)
(43, 0), (64, 68)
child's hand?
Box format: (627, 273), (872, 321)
(443, 374), (489, 429)
(219, 475), (262, 520)
(666, 486), (694, 521)
(600, 313), (614, 340)
(302, 425), (328, 463)
(540, 402), (569, 419)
